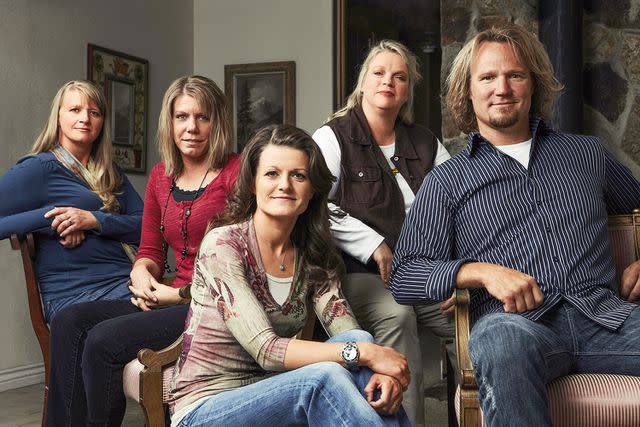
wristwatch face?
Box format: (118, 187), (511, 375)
(342, 342), (359, 365)
(343, 345), (357, 361)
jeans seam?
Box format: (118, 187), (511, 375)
(65, 324), (92, 427)
(576, 351), (640, 356)
(564, 305), (579, 355)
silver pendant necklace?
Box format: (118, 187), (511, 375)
(279, 251), (286, 271)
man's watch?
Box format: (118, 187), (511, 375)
(341, 341), (360, 370)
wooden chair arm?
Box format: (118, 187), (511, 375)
(136, 334), (183, 427)
(454, 288), (477, 389)
(137, 334), (183, 368)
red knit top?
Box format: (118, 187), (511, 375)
(135, 154), (240, 288)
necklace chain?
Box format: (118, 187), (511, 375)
(257, 233), (290, 273)
(159, 169), (209, 274)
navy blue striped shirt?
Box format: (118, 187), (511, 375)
(390, 119), (640, 329)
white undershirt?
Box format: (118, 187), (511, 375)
(312, 125), (451, 264)
(494, 138), (532, 169)
(266, 273), (293, 305)
(377, 143), (415, 213)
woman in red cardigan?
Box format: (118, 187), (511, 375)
(46, 75), (239, 426)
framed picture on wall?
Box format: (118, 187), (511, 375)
(224, 61), (295, 152)
(87, 44), (148, 173)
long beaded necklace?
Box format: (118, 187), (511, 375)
(159, 170), (209, 273)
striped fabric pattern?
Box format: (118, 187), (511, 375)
(548, 374), (640, 427)
(391, 119), (640, 329)
(455, 374), (640, 427)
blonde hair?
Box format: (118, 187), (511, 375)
(329, 39), (422, 124)
(156, 75), (232, 177)
(445, 23), (564, 133)
(31, 80), (122, 211)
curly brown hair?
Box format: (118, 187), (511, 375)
(213, 124), (344, 282)
(445, 23), (563, 133)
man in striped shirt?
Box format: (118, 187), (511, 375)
(390, 23), (640, 427)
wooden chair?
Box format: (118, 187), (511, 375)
(10, 232), (175, 427)
(10, 233), (49, 427)
(453, 211), (640, 427)
(122, 295), (318, 427)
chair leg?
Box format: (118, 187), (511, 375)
(41, 384), (48, 427)
(139, 369), (166, 427)
(446, 354), (457, 427)
(459, 389), (482, 427)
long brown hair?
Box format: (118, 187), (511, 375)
(445, 23), (563, 133)
(214, 124), (344, 281)
(156, 75), (232, 177)
(31, 80), (122, 211)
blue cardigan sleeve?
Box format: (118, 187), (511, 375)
(0, 156), (53, 239)
(91, 170), (144, 245)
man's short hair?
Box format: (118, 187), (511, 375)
(445, 23), (563, 133)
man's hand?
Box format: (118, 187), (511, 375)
(371, 241), (393, 287)
(620, 260), (640, 303)
(439, 294), (455, 316)
(457, 262), (544, 313)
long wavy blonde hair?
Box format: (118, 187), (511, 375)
(31, 80), (122, 211)
(156, 75), (232, 177)
(329, 39), (422, 125)
(445, 24), (563, 133)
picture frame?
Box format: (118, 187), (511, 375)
(225, 61), (296, 152)
(87, 44), (148, 173)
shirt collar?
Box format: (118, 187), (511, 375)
(465, 117), (547, 158)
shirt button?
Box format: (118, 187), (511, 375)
(358, 171), (364, 178)
(546, 226), (551, 233)
(393, 156), (399, 161)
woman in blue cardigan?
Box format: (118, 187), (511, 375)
(0, 79), (143, 322)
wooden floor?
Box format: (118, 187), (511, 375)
(0, 381), (448, 427)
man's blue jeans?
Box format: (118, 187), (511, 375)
(175, 329), (411, 427)
(469, 302), (640, 427)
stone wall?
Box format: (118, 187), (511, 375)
(583, 0), (640, 177)
(440, 0), (538, 155)
(440, 0), (640, 180)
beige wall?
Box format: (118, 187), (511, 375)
(193, 0), (334, 135)
(1, 0), (334, 389)
(0, 0), (193, 378)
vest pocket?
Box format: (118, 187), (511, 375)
(342, 166), (383, 204)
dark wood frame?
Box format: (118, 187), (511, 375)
(333, 0), (347, 110)
(224, 61), (296, 152)
(11, 234), (49, 427)
(452, 210), (640, 426)
(87, 44), (148, 173)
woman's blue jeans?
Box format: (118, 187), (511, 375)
(469, 302), (640, 427)
(175, 329), (411, 427)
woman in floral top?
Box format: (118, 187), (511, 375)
(169, 125), (411, 426)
